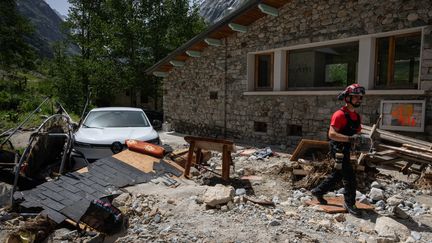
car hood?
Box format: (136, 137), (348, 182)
(74, 127), (158, 145)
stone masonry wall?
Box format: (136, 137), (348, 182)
(164, 0), (432, 147)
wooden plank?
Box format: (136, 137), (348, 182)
(378, 144), (432, 162)
(112, 150), (159, 173)
(305, 197), (374, 214)
(291, 139), (329, 161)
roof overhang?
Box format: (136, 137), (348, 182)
(146, 0), (288, 76)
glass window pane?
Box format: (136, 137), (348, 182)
(84, 111), (149, 128)
(376, 37), (389, 87)
(375, 33), (420, 89)
(287, 42), (358, 89)
(393, 34), (420, 88)
(256, 54), (272, 88)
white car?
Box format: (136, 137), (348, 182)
(73, 107), (160, 162)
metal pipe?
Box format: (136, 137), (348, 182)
(1, 97), (50, 148)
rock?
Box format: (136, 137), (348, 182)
(369, 188), (385, 201)
(221, 205), (228, 212)
(233, 196), (240, 204)
(358, 195), (370, 205)
(203, 184), (235, 207)
(376, 200), (386, 208)
(407, 13), (419, 22)
(190, 167), (200, 176)
(235, 188), (246, 196)
(268, 220), (281, 226)
(0, 183), (13, 208)
(317, 219), (332, 230)
(154, 214), (161, 223)
(333, 213), (346, 222)
(167, 199), (175, 204)
(292, 190), (304, 199)
(387, 195), (404, 206)
(375, 216), (411, 242)
(371, 181), (381, 189)
(389, 206), (409, 219)
(410, 231), (421, 241)
(52, 228), (74, 240)
(236, 168), (245, 176)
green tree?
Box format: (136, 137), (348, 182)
(52, 0), (206, 112)
(0, 0), (35, 70)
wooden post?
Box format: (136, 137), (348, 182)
(184, 141), (195, 178)
(196, 148), (202, 165)
(222, 145), (230, 180)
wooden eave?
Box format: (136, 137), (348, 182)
(146, 0), (288, 75)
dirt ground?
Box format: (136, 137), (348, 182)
(1, 131), (432, 243)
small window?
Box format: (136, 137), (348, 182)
(254, 122), (267, 133)
(255, 53), (273, 90)
(287, 42), (359, 89)
(209, 91), (218, 100)
(375, 32), (421, 89)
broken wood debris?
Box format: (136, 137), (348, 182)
(361, 125), (432, 179)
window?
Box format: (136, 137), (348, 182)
(287, 42), (359, 89)
(254, 122), (267, 133)
(255, 53), (273, 90)
(375, 32), (421, 89)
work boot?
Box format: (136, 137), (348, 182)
(344, 202), (362, 217)
(311, 189), (327, 205)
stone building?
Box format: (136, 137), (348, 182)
(147, 0), (432, 147)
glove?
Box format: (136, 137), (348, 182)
(349, 134), (361, 144)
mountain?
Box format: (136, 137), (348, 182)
(199, 0), (247, 24)
(16, 0), (69, 58)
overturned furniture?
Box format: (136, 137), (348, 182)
(183, 136), (236, 180)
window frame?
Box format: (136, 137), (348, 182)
(285, 42), (359, 91)
(254, 53), (274, 91)
(374, 32), (422, 89)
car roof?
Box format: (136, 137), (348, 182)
(89, 107), (143, 112)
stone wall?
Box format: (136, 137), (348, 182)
(164, 0), (432, 147)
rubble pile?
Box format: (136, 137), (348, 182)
(1, 132), (432, 242)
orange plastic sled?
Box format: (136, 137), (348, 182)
(125, 139), (165, 158)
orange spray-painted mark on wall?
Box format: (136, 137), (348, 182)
(391, 104), (416, 126)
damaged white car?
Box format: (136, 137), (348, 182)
(73, 107), (160, 163)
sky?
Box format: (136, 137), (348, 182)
(44, 0), (71, 17)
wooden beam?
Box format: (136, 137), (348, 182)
(204, 38), (223, 47)
(258, 4), (279, 16)
(152, 71), (169, 78)
(228, 23), (248, 33)
(169, 60), (185, 67)
(186, 50), (202, 57)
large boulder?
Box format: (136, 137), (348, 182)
(375, 216), (410, 242)
(203, 184), (235, 207)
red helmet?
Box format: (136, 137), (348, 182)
(337, 84), (365, 100)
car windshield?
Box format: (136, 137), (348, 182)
(83, 110), (150, 128)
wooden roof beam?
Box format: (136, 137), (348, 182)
(258, 3), (279, 17)
(228, 23), (248, 33)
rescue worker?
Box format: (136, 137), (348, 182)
(311, 84), (366, 217)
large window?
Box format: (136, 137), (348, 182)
(287, 42), (359, 89)
(255, 53), (273, 90)
(375, 32), (421, 89)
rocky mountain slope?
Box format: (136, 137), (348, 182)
(16, 0), (68, 58)
(199, 0), (247, 24)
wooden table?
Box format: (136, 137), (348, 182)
(183, 136), (236, 180)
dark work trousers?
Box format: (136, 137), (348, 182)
(312, 147), (357, 206)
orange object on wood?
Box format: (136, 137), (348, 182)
(125, 139), (165, 158)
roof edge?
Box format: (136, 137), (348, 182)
(145, 0), (262, 74)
